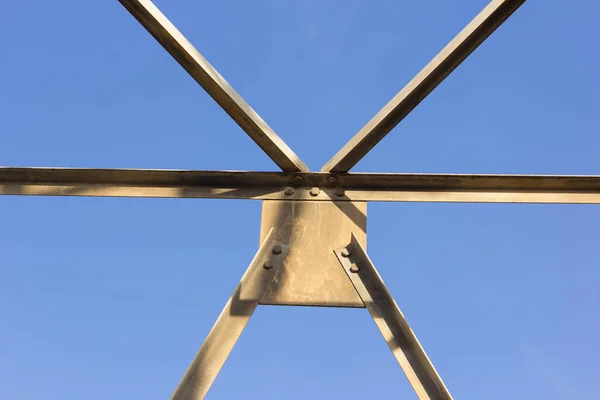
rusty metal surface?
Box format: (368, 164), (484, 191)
(334, 234), (452, 400)
(322, 0), (526, 173)
(118, 0), (308, 173)
(171, 229), (289, 400)
(3, 167), (600, 204)
(259, 200), (366, 307)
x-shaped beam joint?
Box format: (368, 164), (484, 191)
(120, 0), (525, 174)
(4, 0), (598, 398)
(110, 1), (531, 399)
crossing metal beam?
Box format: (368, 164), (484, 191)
(335, 235), (453, 400)
(2, 167), (599, 204)
(119, 0), (309, 172)
(322, 0), (526, 173)
(5, 0), (596, 398)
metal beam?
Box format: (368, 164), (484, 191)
(335, 235), (452, 399)
(2, 167), (600, 204)
(322, 0), (526, 173)
(119, 0), (309, 173)
(171, 229), (289, 400)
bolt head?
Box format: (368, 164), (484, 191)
(272, 245), (283, 255)
(349, 264), (360, 273)
(284, 187), (295, 196)
(263, 261), (274, 270)
(341, 248), (351, 258)
(292, 176), (304, 186)
(335, 188), (345, 197)
(310, 187), (320, 196)
(327, 176), (337, 184)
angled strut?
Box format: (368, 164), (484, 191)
(119, 0), (309, 172)
(171, 229), (289, 399)
(322, 0), (526, 172)
(335, 234), (452, 400)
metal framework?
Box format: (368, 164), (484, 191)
(3, 0), (599, 398)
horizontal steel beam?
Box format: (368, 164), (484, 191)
(1, 167), (600, 204)
(119, 0), (309, 173)
(322, 0), (526, 173)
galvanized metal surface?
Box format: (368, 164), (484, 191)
(171, 229), (289, 400)
(3, 167), (600, 204)
(335, 234), (452, 400)
(6, 0), (598, 398)
(259, 200), (366, 307)
(118, 0), (308, 173)
(322, 0), (526, 173)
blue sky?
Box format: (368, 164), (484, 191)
(1, 0), (599, 399)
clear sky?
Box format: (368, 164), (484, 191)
(1, 0), (599, 399)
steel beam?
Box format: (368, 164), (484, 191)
(119, 0), (309, 173)
(334, 234), (452, 399)
(2, 167), (600, 204)
(1, 167), (599, 204)
(322, 0), (526, 173)
(171, 229), (289, 400)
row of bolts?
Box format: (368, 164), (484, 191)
(265, 175), (354, 271)
(283, 176), (345, 197)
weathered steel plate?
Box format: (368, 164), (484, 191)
(259, 200), (366, 307)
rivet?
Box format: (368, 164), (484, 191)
(310, 187), (320, 196)
(335, 188), (345, 197)
(292, 176), (304, 186)
(263, 261), (274, 270)
(284, 187), (295, 196)
(341, 248), (351, 258)
(327, 176), (337, 185)
(349, 264), (360, 273)
(272, 245), (283, 255)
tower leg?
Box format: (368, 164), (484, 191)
(334, 234), (453, 400)
(171, 229), (289, 400)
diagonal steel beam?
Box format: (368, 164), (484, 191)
(2, 167), (600, 204)
(119, 0), (309, 173)
(322, 0), (526, 173)
(171, 229), (289, 400)
(335, 235), (452, 399)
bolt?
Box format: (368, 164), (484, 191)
(349, 264), (360, 273)
(272, 245), (283, 255)
(263, 261), (274, 270)
(292, 176), (304, 187)
(341, 248), (351, 258)
(335, 187), (345, 197)
(284, 187), (295, 196)
(310, 187), (320, 197)
(327, 176), (337, 185)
